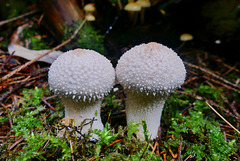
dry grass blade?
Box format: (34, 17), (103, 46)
(0, 19), (86, 82)
(206, 101), (240, 134)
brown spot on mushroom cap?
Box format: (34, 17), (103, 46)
(48, 49), (115, 102)
(116, 42), (186, 95)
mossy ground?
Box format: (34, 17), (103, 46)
(1, 0), (240, 160)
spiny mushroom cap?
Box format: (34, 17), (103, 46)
(48, 49), (115, 102)
(116, 42), (186, 96)
(124, 2), (141, 11)
(136, 0), (151, 8)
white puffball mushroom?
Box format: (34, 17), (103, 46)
(48, 49), (115, 137)
(116, 42), (186, 140)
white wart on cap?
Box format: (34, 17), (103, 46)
(48, 49), (115, 137)
(116, 42), (186, 139)
(116, 42), (186, 96)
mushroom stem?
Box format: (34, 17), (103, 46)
(117, 0), (123, 10)
(61, 97), (103, 135)
(140, 8), (145, 23)
(125, 90), (165, 140)
(128, 11), (134, 21)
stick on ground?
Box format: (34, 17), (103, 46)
(0, 10), (38, 26)
(0, 19), (86, 83)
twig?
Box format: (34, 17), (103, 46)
(230, 102), (240, 120)
(41, 96), (56, 111)
(222, 130), (227, 142)
(3, 75), (31, 85)
(183, 76), (199, 86)
(178, 137), (183, 161)
(0, 81), (27, 102)
(103, 139), (122, 150)
(203, 75), (240, 93)
(0, 10), (38, 26)
(9, 137), (24, 150)
(151, 141), (159, 154)
(0, 51), (15, 73)
(30, 67), (49, 76)
(89, 154), (104, 161)
(177, 90), (239, 120)
(184, 155), (196, 161)
(216, 58), (240, 73)
(70, 140), (75, 161)
(184, 61), (240, 90)
(206, 101), (240, 135)
(169, 148), (178, 159)
(140, 138), (151, 159)
(162, 152), (167, 161)
(42, 140), (50, 150)
(0, 19), (86, 82)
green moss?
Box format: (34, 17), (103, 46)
(63, 20), (105, 54)
(164, 109), (236, 160)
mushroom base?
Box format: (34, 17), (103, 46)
(60, 96), (104, 139)
(125, 91), (165, 140)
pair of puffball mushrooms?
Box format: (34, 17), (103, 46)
(48, 42), (186, 140)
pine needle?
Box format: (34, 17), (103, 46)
(206, 101), (240, 134)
